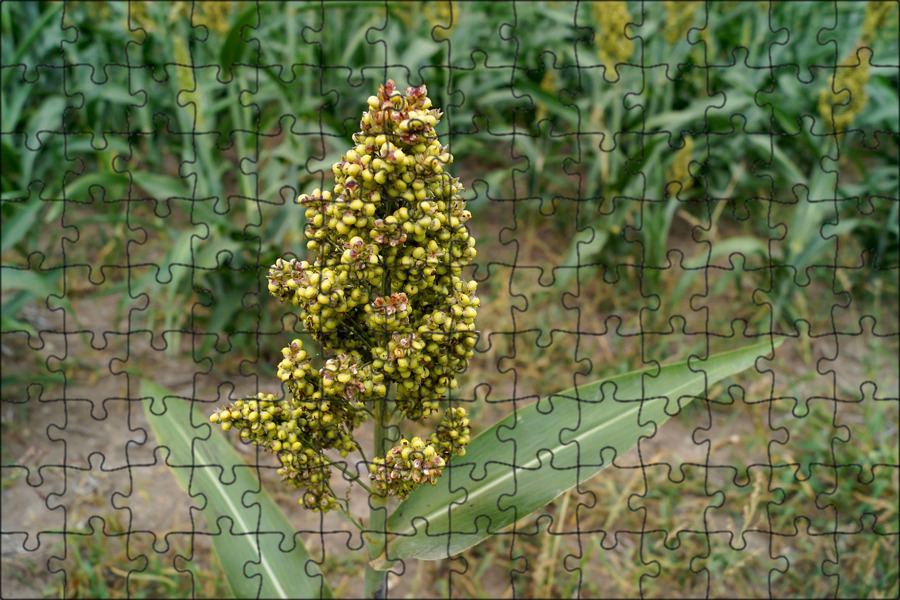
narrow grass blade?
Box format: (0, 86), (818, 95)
(1, 267), (74, 315)
(378, 339), (781, 564)
(1, 197), (44, 253)
(6, 2), (64, 66)
(140, 381), (333, 599)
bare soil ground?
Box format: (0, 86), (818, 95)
(3, 199), (897, 598)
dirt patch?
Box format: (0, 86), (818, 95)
(3, 187), (897, 598)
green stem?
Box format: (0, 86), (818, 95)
(332, 497), (366, 532)
(364, 563), (387, 600)
(364, 392), (391, 598)
(325, 457), (373, 494)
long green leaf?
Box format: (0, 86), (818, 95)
(140, 381), (333, 599)
(1, 197), (44, 253)
(219, 5), (260, 80)
(131, 172), (192, 200)
(378, 339), (781, 565)
(6, 1), (64, 66)
(0, 267), (75, 316)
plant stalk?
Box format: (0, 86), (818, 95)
(364, 392), (390, 598)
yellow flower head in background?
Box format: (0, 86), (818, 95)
(197, 1), (234, 35)
(127, 1), (155, 34)
(535, 70), (557, 123)
(667, 136), (695, 193)
(424, 1), (460, 39)
(818, 46), (871, 133)
(592, 1), (635, 70)
(663, 1), (701, 43)
(862, 1), (898, 45)
(85, 2), (111, 22)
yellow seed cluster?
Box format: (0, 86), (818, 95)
(209, 392), (358, 511)
(212, 80), (477, 508)
(663, 1), (701, 43)
(816, 1), (892, 134)
(292, 81), (478, 421)
(430, 406), (471, 458)
(818, 46), (871, 133)
(862, 1), (898, 45)
(127, 1), (155, 34)
(196, 1), (234, 35)
(424, 1), (460, 39)
(667, 136), (695, 193)
(369, 436), (447, 499)
(536, 70), (556, 123)
(592, 1), (635, 68)
(84, 1), (111, 21)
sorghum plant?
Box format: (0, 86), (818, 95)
(592, 1), (634, 69)
(815, 2), (895, 135)
(140, 78), (779, 599)
(210, 80), (477, 513)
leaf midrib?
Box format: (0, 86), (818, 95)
(393, 363), (718, 535)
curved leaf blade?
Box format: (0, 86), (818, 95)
(381, 340), (780, 564)
(140, 381), (333, 599)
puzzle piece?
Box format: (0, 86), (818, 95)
(2, 2), (898, 598)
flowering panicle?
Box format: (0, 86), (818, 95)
(663, 1), (700, 43)
(592, 1), (635, 71)
(369, 437), (447, 500)
(196, 1), (233, 34)
(209, 392), (356, 511)
(430, 406), (471, 458)
(818, 46), (871, 133)
(211, 80), (477, 508)
(816, 2), (892, 134)
(423, 1), (460, 40)
(667, 136), (695, 194)
(862, 1), (898, 45)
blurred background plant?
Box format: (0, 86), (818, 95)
(2, 1), (897, 598)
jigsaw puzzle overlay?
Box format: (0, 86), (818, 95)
(2, 1), (898, 598)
